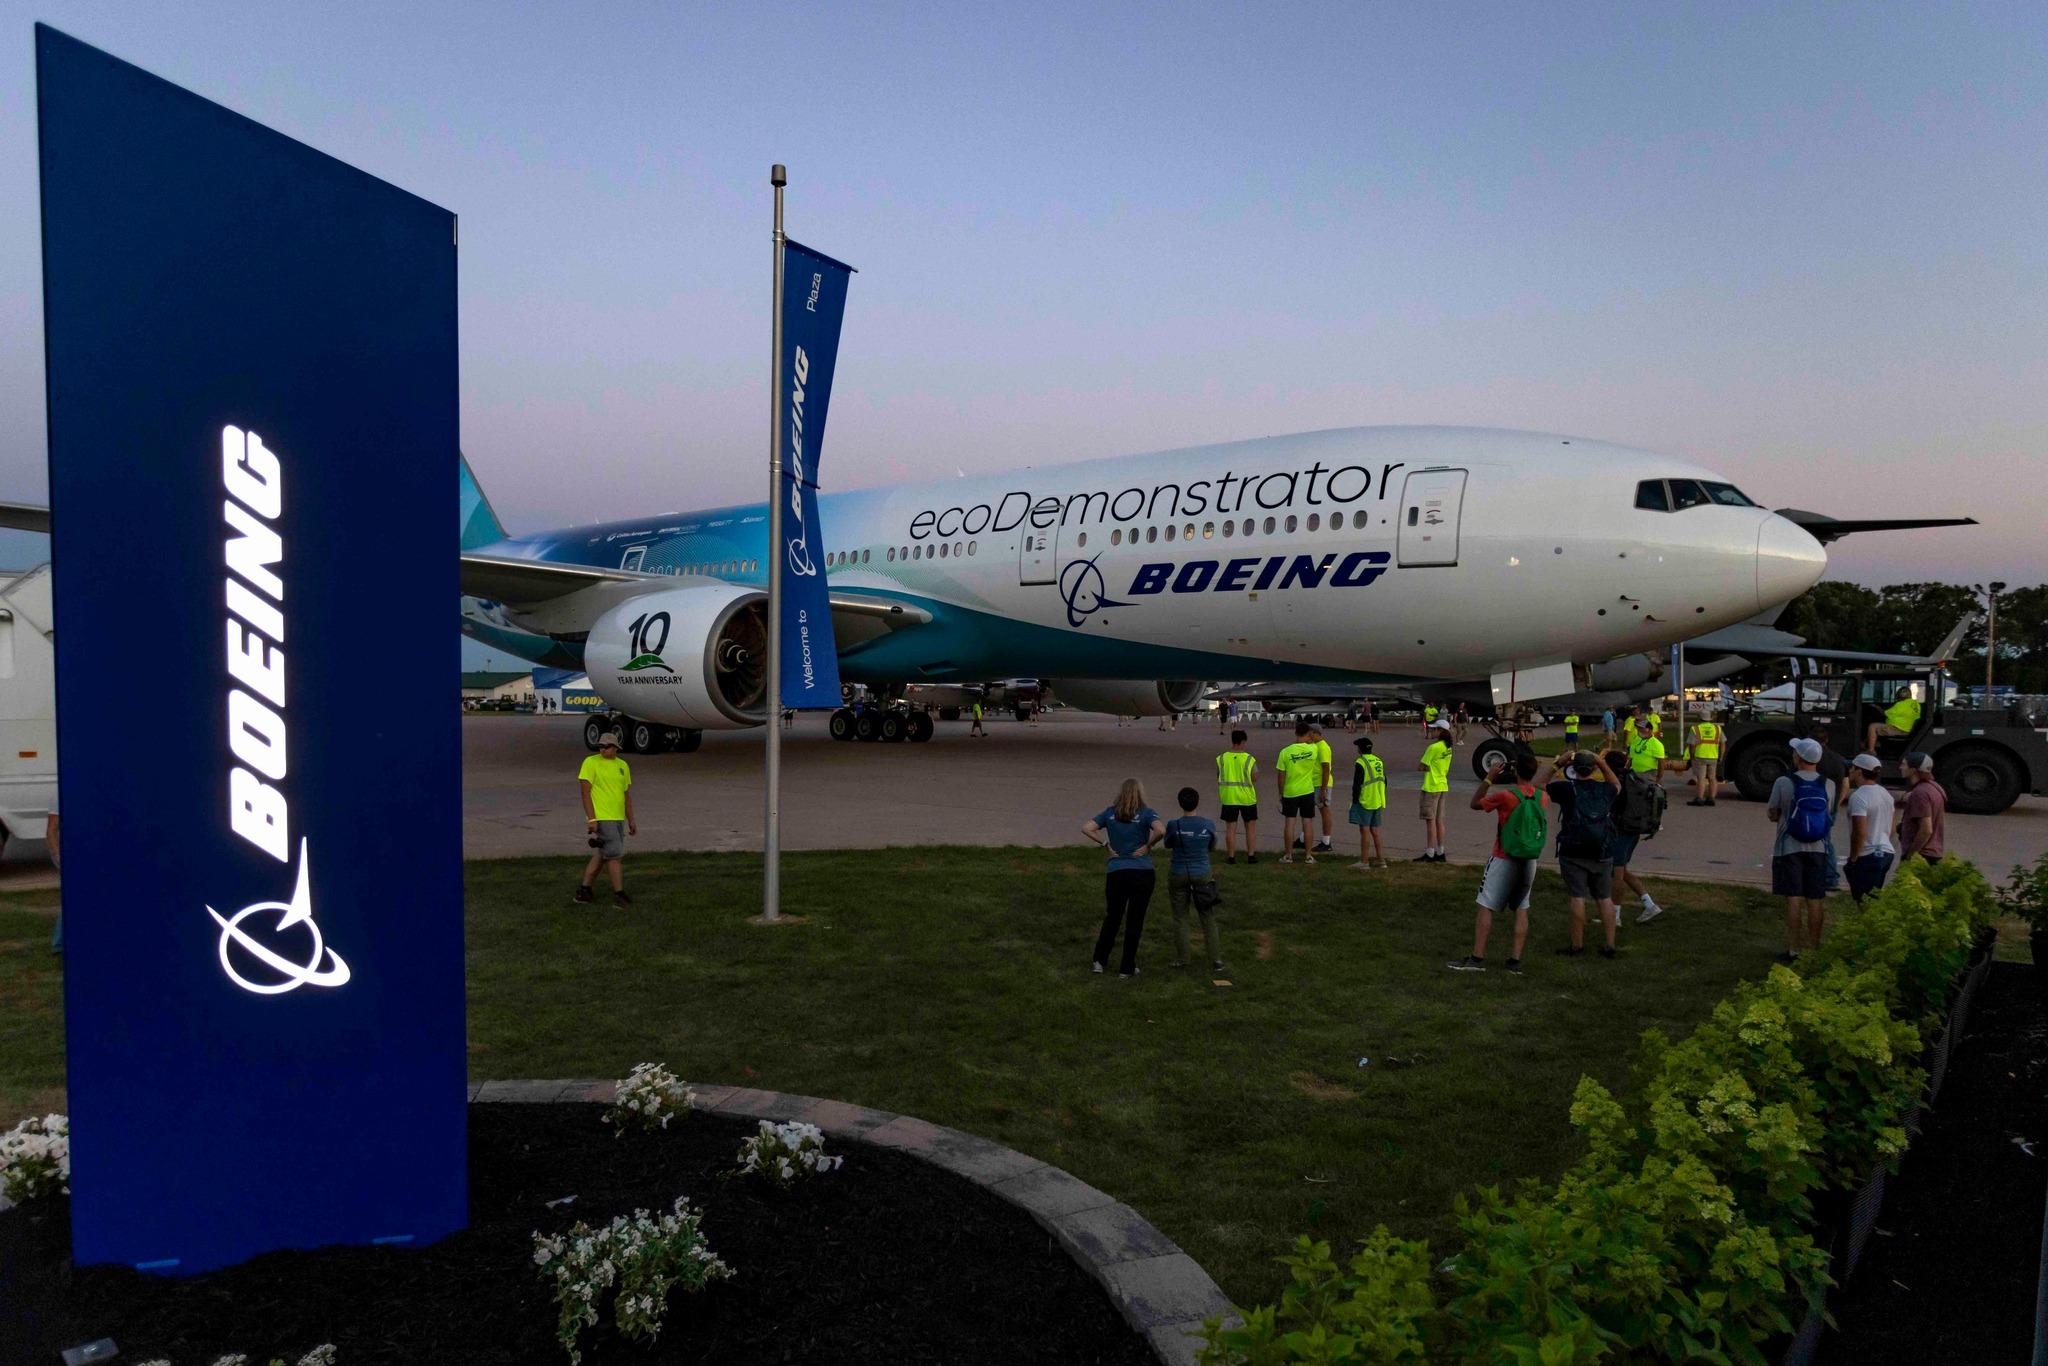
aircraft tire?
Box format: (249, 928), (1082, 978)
(583, 716), (609, 751)
(1014, 705), (1031, 723)
(1469, 737), (1517, 781)
(855, 712), (882, 742)
(937, 706), (961, 722)
(671, 728), (703, 754)
(880, 713), (907, 743)
(1937, 743), (2023, 816)
(909, 712), (935, 742)
(1729, 739), (1792, 803)
(829, 708), (856, 741)
(626, 719), (659, 754)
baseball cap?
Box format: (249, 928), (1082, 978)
(1352, 736), (1374, 751)
(1432, 718), (1452, 730)
(1570, 752), (1598, 776)
(1903, 750), (1936, 773)
(598, 732), (621, 747)
(1789, 737), (1823, 763)
(1850, 753), (1882, 772)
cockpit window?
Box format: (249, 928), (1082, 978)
(1668, 479), (1708, 510)
(1634, 479), (1670, 512)
(1701, 481), (1755, 507)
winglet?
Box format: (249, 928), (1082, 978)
(459, 451), (509, 551)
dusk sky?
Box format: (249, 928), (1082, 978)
(1, 2), (2041, 648)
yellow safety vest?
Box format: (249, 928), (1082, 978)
(1355, 754), (1387, 810)
(1216, 750), (1257, 806)
(1622, 717), (1638, 743)
(1425, 705), (1439, 722)
(1691, 722), (1721, 759)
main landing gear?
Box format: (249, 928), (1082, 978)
(583, 713), (703, 755)
(828, 704), (935, 743)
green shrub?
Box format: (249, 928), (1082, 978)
(1993, 851), (2048, 933)
(1198, 1229), (1437, 1363)
(1207, 858), (1996, 1364)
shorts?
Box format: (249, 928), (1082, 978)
(1419, 790), (1447, 820)
(1347, 804), (1383, 827)
(1563, 730), (1579, 743)
(592, 819), (626, 860)
(1477, 856), (1536, 913)
(1280, 793), (1317, 819)
(1219, 803), (1259, 824)
(1558, 855), (1614, 902)
(1606, 833), (1641, 867)
(1847, 851), (1894, 901)
(1772, 851), (1830, 899)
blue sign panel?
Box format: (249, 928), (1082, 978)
(37, 26), (466, 1272)
(778, 238), (853, 706)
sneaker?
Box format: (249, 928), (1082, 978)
(1246, 854), (1259, 864)
(613, 891), (632, 908)
(1636, 899), (1665, 925)
(1091, 961), (1105, 974)
(1168, 960), (1188, 969)
(1411, 853), (1435, 863)
(1313, 840), (1334, 852)
(1303, 853), (1317, 865)
(1599, 945), (1618, 960)
(1773, 950), (1798, 966)
(1371, 858), (1390, 869)
(1446, 955), (1486, 972)
(573, 884), (594, 904)
(1349, 861), (1372, 871)
(1432, 852), (1449, 863)
(1686, 799), (1706, 807)
(1119, 969), (1140, 980)
(1294, 838), (1306, 850)
(1505, 958), (1523, 975)
(1277, 853), (1295, 865)
(1555, 945), (1586, 958)
(1227, 853), (1240, 864)
(1211, 961), (1227, 973)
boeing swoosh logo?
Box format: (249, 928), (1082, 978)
(1059, 555), (1131, 629)
(206, 838), (351, 996)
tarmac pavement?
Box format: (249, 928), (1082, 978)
(462, 712), (2047, 887)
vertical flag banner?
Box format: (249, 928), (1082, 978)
(777, 238), (853, 707)
(37, 26), (466, 1271)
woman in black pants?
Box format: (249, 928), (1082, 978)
(1082, 778), (1165, 979)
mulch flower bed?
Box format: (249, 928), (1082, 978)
(1818, 961), (2048, 1363)
(0, 1104), (1160, 1364)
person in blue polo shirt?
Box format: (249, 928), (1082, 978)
(1164, 787), (1224, 973)
(1082, 778), (1166, 979)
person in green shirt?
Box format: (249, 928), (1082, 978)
(576, 733), (637, 907)
(1627, 729), (1669, 780)
(1312, 724), (1336, 853)
(1865, 687), (1922, 753)
(1215, 729), (1261, 864)
(1414, 718), (1455, 862)
(1347, 736), (1389, 868)
(1275, 721), (1323, 864)
(969, 699), (986, 737)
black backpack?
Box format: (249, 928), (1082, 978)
(1615, 773), (1668, 839)
(1559, 780), (1616, 859)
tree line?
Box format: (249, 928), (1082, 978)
(1774, 581), (2047, 692)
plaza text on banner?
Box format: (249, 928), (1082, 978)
(777, 238), (852, 706)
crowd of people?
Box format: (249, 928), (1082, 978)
(1075, 703), (1953, 983)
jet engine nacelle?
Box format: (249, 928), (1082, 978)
(584, 585), (769, 730)
(1046, 679), (1207, 717)
(1586, 654), (1665, 693)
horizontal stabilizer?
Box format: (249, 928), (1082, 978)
(0, 501), (51, 534)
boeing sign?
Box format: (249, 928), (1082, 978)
(38, 27), (467, 1272)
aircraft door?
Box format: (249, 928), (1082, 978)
(1019, 524), (1058, 586)
(1396, 469), (1466, 567)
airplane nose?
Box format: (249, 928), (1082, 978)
(1755, 513), (1827, 613)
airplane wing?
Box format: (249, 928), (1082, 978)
(459, 551), (931, 642)
(1773, 509), (1978, 545)
(0, 501), (52, 534)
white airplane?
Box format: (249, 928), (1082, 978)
(456, 425), (1833, 751)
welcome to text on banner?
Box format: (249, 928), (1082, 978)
(777, 238), (852, 707)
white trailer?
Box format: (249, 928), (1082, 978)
(0, 564), (56, 853)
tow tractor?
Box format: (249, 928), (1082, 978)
(1721, 664), (2045, 814)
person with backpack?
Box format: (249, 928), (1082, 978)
(1603, 748), (1669, 924)
(1163, 787), (1225, 974)
(1767, 736), (1836, 963)
(1447, 752), (1546, 974)
(1544, 748), (1624, 959)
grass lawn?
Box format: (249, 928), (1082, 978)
(0, 850), (1799, 1303)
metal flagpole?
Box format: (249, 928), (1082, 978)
(763, 163), (786, 922)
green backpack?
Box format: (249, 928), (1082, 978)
(1500, 788), (1548, 859)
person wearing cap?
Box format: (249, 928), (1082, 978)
(1347, 735), (1388, 868)
(1686, 711), (1724, 806)
(1843, 754), (1897, 902)
(576, 733), (637, 907)
(1865, 686), (1923, 755)
(1767, 736), (1836, 962)
(1215, 729), (1260, 864)
(1312, 724), (1336, 853)
(1898, 751), (1948, 864)
(1274, 722), (1323, 864)
(1412, 718), (1455, 862)
(1446, 751), (1546, 974)
(1544, 747), (1624, 958)
(1602, 747), (1668, 924)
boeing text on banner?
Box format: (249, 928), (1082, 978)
(38, 26), (466, 1272)
(775, 239), (853, 707)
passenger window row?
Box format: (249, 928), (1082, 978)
(1634, 479), (1757, 512)
(681, 559), (756, 576)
